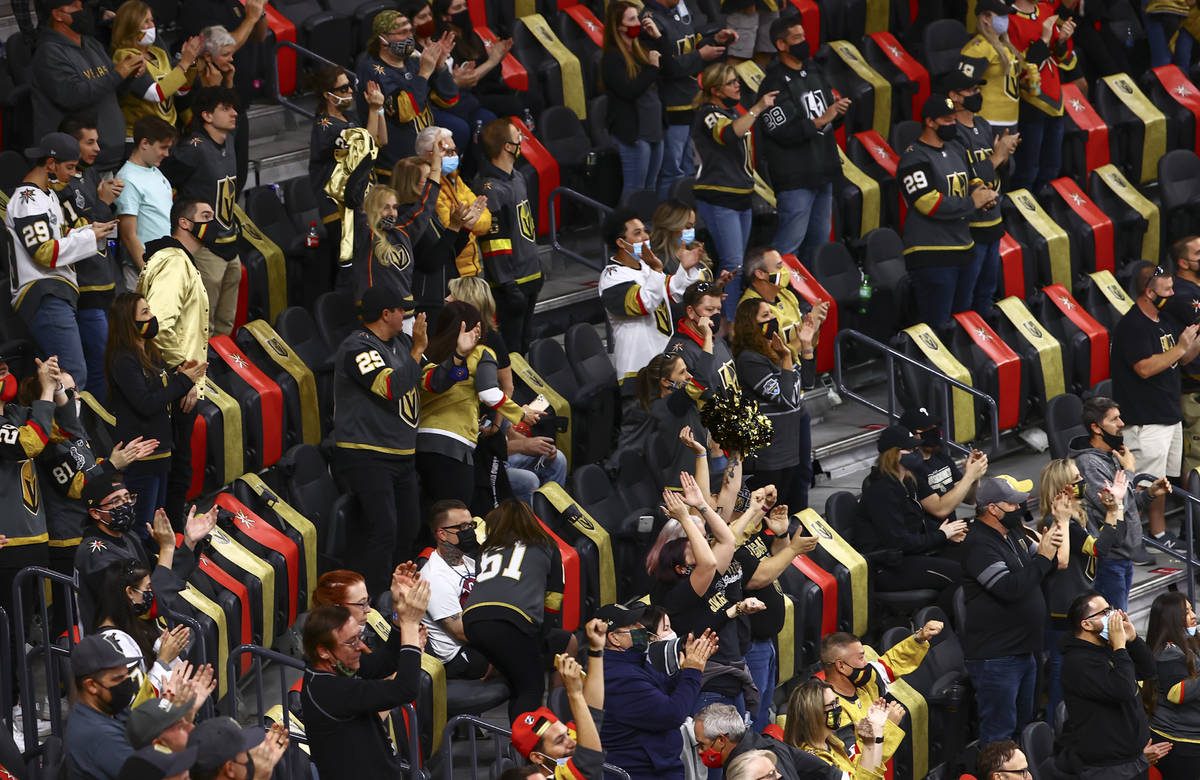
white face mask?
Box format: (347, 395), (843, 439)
(325, 92), (353, 109)
(139, 26), (156, 46)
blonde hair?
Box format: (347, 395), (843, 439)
(110, 0), (151, 52)
(390, 157), (431, 205)
(694, 62), (737, 109)
(876, 447), (905, 483)
(447, 276), (498, 331)
(601, 1), (652, 80)
(650, 200), (711, 272)
(363, 185), (398, 234)
(782, 679), (831, 751)
(1038, 458), (1082, 525)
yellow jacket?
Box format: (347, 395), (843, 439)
(799, 734), (888, 780)
(961, 34), (1022, 126)
(1147, 0), (1190, 14)
(435, 172), (491, 278)
(113, 45), (194, 136)
(136, 239), (210, 368)
(834, 634), (930, 762)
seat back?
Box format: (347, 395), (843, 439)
(889, 119), (921, 155)
(528, 338), (581, 403)
(823, 491), (859, 545)
(809, 241), (862, 316)
(1020, 721), (1055, 780)
(564, 323), (617, 390)
(281, 444), (342, 569)
(0, 150), (27, 196)
(863, 227), (911, 334)
(921, 19), (968, 77)
(314, 291), (358, 355)
(536, 105), (592, 170)
(1045, 393), (1085, 461)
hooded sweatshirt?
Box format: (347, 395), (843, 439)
(1059, 635), (1154, 770)
(1066, 434), (1153, 562)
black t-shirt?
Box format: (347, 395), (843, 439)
(911, 450), (963, 523)
(653, 562), (747, 695)
(1111, 306), (1183, 426)
(734, 531), (787, 640)
(484, 328), (510, 371)
(1165, 275), (1200, 392)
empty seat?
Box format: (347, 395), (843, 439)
(1034, 284), (1110, 394)
(948, 311), (1027, 433)
(275, 306), (335, 436)
(1045, 392), (1085, 460)
(848, 131), (901, 230)
(819, 39), (892, 139)
(1002, 189), (1073, 295)
(889, 119), (921, 156)
(279, 444), (343, 571)
(314, 291), (358, 355)
(1045, 177), (1116, 278)
(529, 336), (615, 468)
(0, 150), (27, 195)
(863, 227), (912, 336)
(536, 105), (592, 174)
(1061, 83), (1111, 186)
(921, 19), (968, 78)
(569, 463), (653, 601)
(1020, 720), (1055, 780)
(861, 31), (930, 123)
(1158, 149), (1200, 239)
(1092, 73), (1168, 186)
(1088, 164), (1160, 266)
(1139, 65), (1200, 156)
(809, 241), (864, 332)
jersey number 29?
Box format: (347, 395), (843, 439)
(902, 170), (928, 195)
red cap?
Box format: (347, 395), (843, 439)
(511, 707), (562, 758)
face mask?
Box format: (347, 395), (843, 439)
(991, 14), (1009, 35)
(138, 26), (156, 46)
(656, 630), (677, 642)
(333, 659), (357, 677)
(624, 22), (642, 39)
(825, 708), (843, 730)
(505, 140), (522, 160)
(189, 219), (216, 244)
(454, 529), (479, 556)
(627, 240), (644, 260)
(102, 502), (138, 533)
(766, 266), (790, 287)
(100, 676), (138, 714)
(379, 214), (397, 230)
(385, 37), (416, 58)
(846, 663), (875, 688)
(1187, 625), (1199, 637)
(69, 8), (94, 36)
(679, 227), (696, 244)
(629, 627), (650, 653)
(719, 94), (740, 110)
(136, 316), (159, 340)
(999, 509), (1025, 531)
(414, 19), (436, 37)
(0, 374), (16, 403)
(920, 427), (943, 449)
(788, 41), (810, 61)
(1094, 616), (1110, 642)
(132, 588), (153, 616)
(699, 746), (725, 769)
(1071, 481), (1085, 499)
(936, 123), (959, 142)
(240, 755), (256, 780)
(760, 318), (779, 339)
(450, 10), (472, 29)
(326, 92), (353, 109)
(441, 154), (460, 175)
(963, 93), (983, 113)
(1153, 292), (1170, 309)
(535, 754), (571, 774)
(1100, 430), (1124, 450)
(899, 451), (925, 471)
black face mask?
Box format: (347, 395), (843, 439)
(450, 9), (472, 29)
(936, 123), (958, 142)
(1072, 481), (1085, 499)
(379, 214), (397, 230)
(920, 427), (943, 449)
(719, 94), (740, 110)
(132, 588), (153, 616)
(1100, 430), (1124, 450)
(999, 509), (1025, 531)
(240, 755), (256, 780)
(963, 93), (983, 113)
(69, 8), (95, 36)
(899, 451), (925, 471)
(760, 319), (779, 340)
(454, 529), (479, 556)
(136, 316), (159, 340)
(102, 502), (137, 533)
(788, 41), (810, 61)
(100, 676), (138, 715)
(846, 663), (875, 688)
(189, 219), (218, 246)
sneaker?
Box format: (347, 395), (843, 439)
(1132, 545), (1157, 565)
(1152, 531), (1192, 559)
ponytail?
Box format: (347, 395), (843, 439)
(636, 353), (678, 411)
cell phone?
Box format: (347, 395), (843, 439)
(638, 515), (655, 534)
(528, 394), (550, 413)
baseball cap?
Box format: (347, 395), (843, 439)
(899, 408), (938, 433)
(975, 0), (1013, 15)
(127, 696), (194, 749)
(118, 745), (199, 780)
(940, 57), (989, 92)
(976, 475), (1033, 507)
(25, 132), (81, 163)
(372, 9), (404, 37)
(920, 94), (958, 122)
(81, 473), (127, 508)
(359, 285), (412, 322)
(511, 707), (563, 758)
(72, 634), (142, 678)
(595, 603), (646, 630)
(877, 424), (923, 452)
(188, 717), (265, 770)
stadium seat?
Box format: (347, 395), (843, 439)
(920, 19), (968, 79)
(532, 483), (613, 619)
(274, 305), (334, 436)
(1034, 284), (1110, 394)
(893, 323), (977, 444)
(351, 0), (395, 46)
(174, 581), (239, 698)
(1020, 721), (1054, 780)
(795, 508), (865, 634)
(1157, 149), (1200, 239)
(553, 4), (602, 97)
(1002, 189), (1073, 294)
(777, 553), (835, 669)
(1072, 270), (1134, 333)
(208, 334), (285, 472)
(615, 447), (661, 519)
(215, 493), (301, 643)
(236, 319), (322, 449)
(889, 119), (921, 157)
(1092, 73), (1168, 186)
(188, 376), (245, 497)
(863, 227), (913, 336)
(1045, 177), (1116, 278)
(1088, 164), (1160, 266)
(513, 14), (586, 124)
(948, 311), (1027, 434)
(278, 444), (344, 571)
(529, 337), (614, 468)
(989, 297), (1067, 413)
(848, 130), (901, 229)
(809, 241), (863, 333)
(833, 147), (882, 243)
(783, 253), (838, 374)
(198, 522), (274, 649)
(819, 39), (892, 139)
(907, 605), (971, 775)
(0, 150), (26, 195)
(816, 0), (867, 42)
(568, 464), (653, 601)
(862, 31), (930, 122)
(313, 291), (358, 356)
(1141, 65), (1200, 156)
(1045, 393), (1085, 461)
(232, 472), (318, 613)
(1062, 84), (1111, 186)
(536, 105), (592, 178)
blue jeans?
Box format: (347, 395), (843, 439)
(965, 653), (1037, 745)
(693, 689), (747, 780)
(616, 139), (665, 200)
(1012, 104), (1065, 194)
(1043, 626), (1066, 725)
(961, 239), (1002, 316)
(124, 471), (168, 539)
(1146, 12), (1195, 69)
(77, 307), (108, 403)
(744, 639), (776, 732)
(695, 200), (752, 320)
(1094, 558), (1134, 611)
(774, 184), (834, 263)
(658, 123), (695, 200)
(20, 295), (87, 389)
(909, 265), (963, 327)
(506, 448), (568, 505)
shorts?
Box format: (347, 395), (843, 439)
(725, 8), (779, 58)
(1125, 422), (1183, 479)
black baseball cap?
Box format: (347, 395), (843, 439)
(81, 473), (127, 508)
(877, 424), (923, 452)
(920, 94), (958, 122)
(940, 57), (989, 92)
(72, 634), (142, 678)
(188, 717), (265, 771)
(25, 132), (81, 163)
(596, 603), (646, 630)
(359, 285), (412, 322)
(976, 0), (1013, 15)
(118, 745), (199, 780)
(127, 696), (194, 749)
(899, 408), (939, 433)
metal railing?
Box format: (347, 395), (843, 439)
(1143, 474), (1200, 604)
(13, 566), (81, 759)
(439, 714), (630, 780)
(227, 644), (426, 778)
(271, 40), (355, 120)
(547, 186), (610, 271)
(158, 603), (214, 721)
(833, 328), (1002, 456)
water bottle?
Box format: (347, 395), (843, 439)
(106, 236), (117, 259)
(523, 107), (535, 132)
(858, 271), (872, 314)
(305, 221), (319, 249)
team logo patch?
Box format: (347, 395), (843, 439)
(89, 539), (106, 553)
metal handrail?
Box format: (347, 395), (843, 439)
(158, 604), (214, 721)
(440, 714), (630, 780)
(547, 186), (610, 271)
(227, 644), (426, 778)
(833, 328), (1002, 456)
(271, 40), (356, 120)
(1143, 475), (1200, 604)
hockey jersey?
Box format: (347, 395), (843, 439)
(353, 179), (439, 306)
(0, 399), (53, 547)
(692, 102), (756, 209)
(354, 51), (458, 171)
(36, 397), (118, 549)
(463, 541), (565, 630)
(667, 319), (739, 405)
(738, 284), (811, 361)
(1008, 2), (1077, 117)
(897, 138), (977, 268)
(960, 35), (1023, 127)
(954, 116), (1005, 243)
(757, 58), (843, 191)
(163, 127), (240, 259)
(599, 256), (701, 383)
(54, 166), (117, 311)
(5, 183), (99, 312)
(478, 159), (542, 287)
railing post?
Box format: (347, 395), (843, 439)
(1188, 498), (1196, 606)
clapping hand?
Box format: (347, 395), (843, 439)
(184, 504), (218, 548)
(661, 489), (691, 524)
(109, 437), (160, 470)
(679, 426), (706, 456)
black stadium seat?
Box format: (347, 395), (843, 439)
(314, 291), (358, 356)
(889, 119), (921, 156)
(863, 227), (912, 337)
(1157, 149), (1200, 239)
(810, 241), (864, 333)
(1020, 720), (1055, 780)
(1045, 393), (1085, 461)
(278, 444), (345, 571)
(275, 306), (335, 436)
(921, 19), (968, 78)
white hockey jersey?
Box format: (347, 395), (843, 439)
(598, 256), (702, 382)
(5, 183), (98, 310)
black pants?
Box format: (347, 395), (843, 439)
(443, 647), (490, 681)
(462, 617), (574, 722)
(334, 453), (420, 595)
(1156, 738), (1200, 780)
(493, 276), (543, 355)
(166, 405), (198, 533)
(416, 451), (475, 508)
(876, 555), (962, 593)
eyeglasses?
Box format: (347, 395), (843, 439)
(343, 598), (370, 611)
(445, 521), (477, 534)
(342, 626), (368, 649)
(995, 769), (1032, 778)
(101, 494), (137, 511)
(754, 770), (782, 780)
(1085, 606), (1114, 622)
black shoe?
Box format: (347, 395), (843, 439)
(1132, 545), (1157, 565)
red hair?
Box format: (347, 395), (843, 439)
(311, 570), (366, 607)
